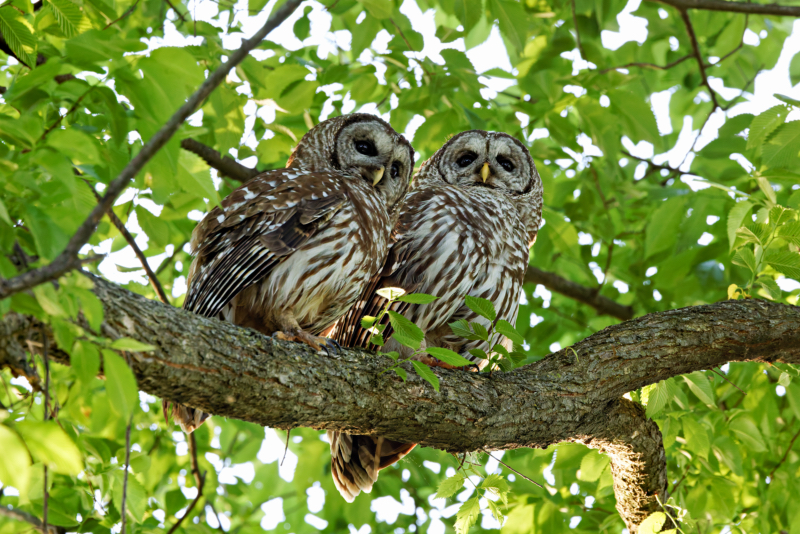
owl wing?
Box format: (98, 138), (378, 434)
(183, 169), (347, 318)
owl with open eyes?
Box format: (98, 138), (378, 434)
(167, 113), (415, 433)
(329, 130), (543, 502)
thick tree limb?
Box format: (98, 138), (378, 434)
(524, 266), (635, 320)
(647, 0), (800, 17)
(2, 276), (799, 531)
(0, 0), (302, 301)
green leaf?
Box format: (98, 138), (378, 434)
(488, 0), (527, 52)
(0, 8), (37, 67)
(455, 496), (481, 534)
(361, 316), (377, 329)
(71, 339), (100, 384)
(16, 421), (83, 475)
(397, 293), (438, 304)
(33, 283), (66, 317)
(450, 319), (479, 340)
(731, 248), (757, 275)
(756, 176), (778, 205)
(762, 122), (800, 169)
(578, 450), (609, 482)
(639, 512), (667, 534)
(471, 322), (489, 341)
(103, 349), (139, 417)
(682, 417), (710, 459)
(425, 347), (473, 367)
(454, 0), (482, 33)
(110, 338), (156, 352)
(411, 361), (439, 392)
(387, 310), (425, 350)
(766, 250), (800, 279)
(47, 0), (88, 37)
(683, 372), (715, 407)
(778, 220), (800, 246)
(468, 348), (488, 360)
(645, 197), (687, 258)
(729, 416), (767, 452)
(0, 198), (12, 226)
(645, 378), (677, 418)
(774, 93), (800, 107)
(727, 200), (752, 249)
(359, 0), (392, 19)
(435, 472), (465, 499)
(0, 424), (31, 495)
(175, 150), (220, 206)
(481, 473), (509, 494)
(112, 469), (147, 522)
(465, 295), (496, 321)
(393, 367), (407, 381)
(756, 276), (782, 300)
(495, 320), (524, 344)
(748, 105), (787, 150)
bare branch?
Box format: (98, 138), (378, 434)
(679, 8), (720, 109)
(647, 0), (800, 17)
(168, 434), (205, 534)
(768, 425), (800, 479)
(599, 54), (691, 74)
(0, 0), (303, 301)
(84, 181), (171, 305)
(121, 419), (132, 534)
(180, 138), (261, 183)
(0, 506), (66, 534)
(525, 266), (634, 320)
(571, 0), (587, 60)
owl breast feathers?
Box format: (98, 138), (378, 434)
(168, 113), (414, 433)
(329, 129), (543, 502)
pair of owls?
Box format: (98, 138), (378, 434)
(174, 113), (543, 502)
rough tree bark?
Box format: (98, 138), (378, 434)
(2, 275), (798, 532)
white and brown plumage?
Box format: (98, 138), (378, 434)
(168, 114), (414, 433)
(328, 130), (543, 502)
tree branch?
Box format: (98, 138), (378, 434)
(647, 0), (800, 17)
(180, 139), (261, 183)
(0, 0), (302, 302)
(0, 505), (66, 534)
(679, 8), (720, 109)
(525, 266), (634, 320)
(3, 276), (799, 531)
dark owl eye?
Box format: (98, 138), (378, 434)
(496, 155), (515, 172)
(391, 161), (402, 179)
(355, 140), (378, 157)
(456, 152), (477, 167)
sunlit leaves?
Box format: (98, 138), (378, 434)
(0, 8), (36, 66)
(102, 349), (139, 418)
(16, 421), (83, 475)
(0, 425), (31, 495)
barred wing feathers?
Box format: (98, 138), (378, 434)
(184, 170), (347, 318)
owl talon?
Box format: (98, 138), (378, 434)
(272, 330), (338, 354)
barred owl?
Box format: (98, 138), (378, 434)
(168, 114), (414, 433)
(328, 130), (543, 502)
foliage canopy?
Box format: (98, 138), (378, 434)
(1, 0), (800, 532)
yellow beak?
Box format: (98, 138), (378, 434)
(373, 166), (385, 186)
(481, 162), (490, 183)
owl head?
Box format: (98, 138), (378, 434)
(416, 130), (543, 247)
(287, 114), (414, 213)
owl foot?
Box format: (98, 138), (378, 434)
(273, 331), (340, 355)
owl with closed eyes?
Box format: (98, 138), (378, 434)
(328, 130), (543, 502)
(166, 113), (415, 433)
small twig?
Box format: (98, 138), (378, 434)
(39, 84), (100, 143)
(670, 464), (691, 492)
(0, 506), (65, 534)
(163, 0), (187, 21)
(180, 139), (260, 183)
(83, 180), (170, 305)
(596, 242), (614, 294)
(679, 8), (719, 109)
(710, 368), (746, 395)
(571, 0), (587, 60)
(41, 325), (50, 534)
(599, 54), (691, 74)
(281, 428), (291, 466)
(121, 418), (132, 534)
(768, 426), (800, 479)
(390, 18), (416, 52)
(706, 14), (748, 68)
(104, 0), (141, 29)
(486, 452), (543, 488)
(168, 433), (206, 533)
(721, 63), (762, 111)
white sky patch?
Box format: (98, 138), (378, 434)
(651, 88), (676, 135)
(370, 490), (416, 523)
(600, 0), (648, 50)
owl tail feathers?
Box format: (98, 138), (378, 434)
(328, 431), (416, 502)
(162, 400), (210, 433)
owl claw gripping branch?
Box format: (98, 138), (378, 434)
(165, 114), (414, 434)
